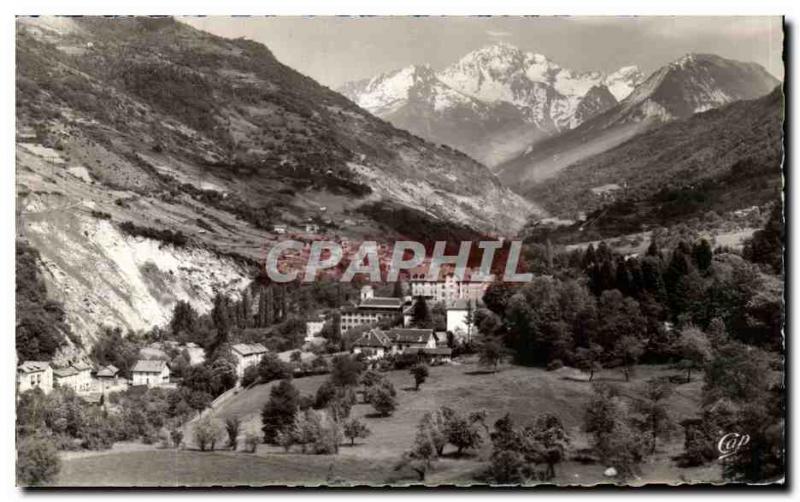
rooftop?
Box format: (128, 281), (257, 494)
(232, 343), (268, 356)
(53, 366), (79, 378)
(359, 297), (403, 309)
(131, 359), (168, 373)
(386, 328), (434, 344)
(18, 361), (50, 373)
(96, 365), (119, 378)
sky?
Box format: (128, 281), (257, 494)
(181, 16), (784, 88)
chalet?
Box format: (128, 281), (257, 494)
(351, 330), (392, 360)
(17, 361), (53, 395)
(231, 343), (268, 379)
(352, 328), (437, 360)
(53, 366), (80, 391)
(388, 328), (437, 352)
(339, 286), (404, 335)
(131, 360), (170, 387)
(96, 365), (119, 382)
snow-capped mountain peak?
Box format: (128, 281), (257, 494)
(340, 43), (642, 166)
(604, 65), (645, 100)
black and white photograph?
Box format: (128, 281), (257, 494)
(11, 11), (786, 489)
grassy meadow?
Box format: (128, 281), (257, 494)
(55, 360), (722, 487)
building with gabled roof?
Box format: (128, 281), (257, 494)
(17, 361), (53, 395)
(53, 366), (80, 391)
(352, 327), (437, 360)
(340, 286), (406, 335)
(131, 359), (170, 387)
(231, 343), (268, 379)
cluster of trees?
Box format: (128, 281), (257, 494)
(90, 327), (143, 379)
(15, 383), (210, 485)
(259, 355), (404, 454)
(476, 226), (782, 377)
(16, 241), (78, 362)
(681, 325), (784, 482)
(582, 381), (674, 480)
(118, 221), (188, 247)
(396, 407), (487, 481)
(488, 413), (570, 484)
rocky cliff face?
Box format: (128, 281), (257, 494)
(16, 17), (536, 343)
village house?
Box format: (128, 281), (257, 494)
(352, 327), (438, 360)
(131, 360), (171, 387)
(73, 360), (93, 393)
(231, 343), (268, 379)
(446, 299), (477, 343)
(96, 364), (119, 383)
(339, 285), (404, 335)
(17, 361), (53, 394)
(305, 313), (326, 342)
(52, 366), (80, 391)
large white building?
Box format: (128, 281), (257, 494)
(408, 269), (491, 305)
(231, 343), (268, 379)
(339, 286), (405, 335)
(17, 361), (53, 394)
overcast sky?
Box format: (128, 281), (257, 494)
(181, 16), (784, 88)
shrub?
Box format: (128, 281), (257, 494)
(410, 363), (429, 390)
(489, 449), (525, 485)
(16, 435), (61, 486)
(225, 416), (242, 451)
(118, 221), (188, 247)
(367, 383), (397, 417)
(169, 427), (184, 448)
(244, 431), (260, 453)
(257, 353), (292, 384)
(546, 359), (563, 371)
(241, 365), (260, 388)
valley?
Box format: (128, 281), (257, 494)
(15, 16), (785, 489)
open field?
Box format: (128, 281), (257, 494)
(56, 361), (722, 486)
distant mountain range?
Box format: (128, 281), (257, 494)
(525, 86), (784, 224)
(339, 43), (645, 166)
(496, 53), (780, 191)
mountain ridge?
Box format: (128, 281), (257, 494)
(339, 42), (643, 166)
(496, 52), (780, 190)
(15, 17), (536, 342)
